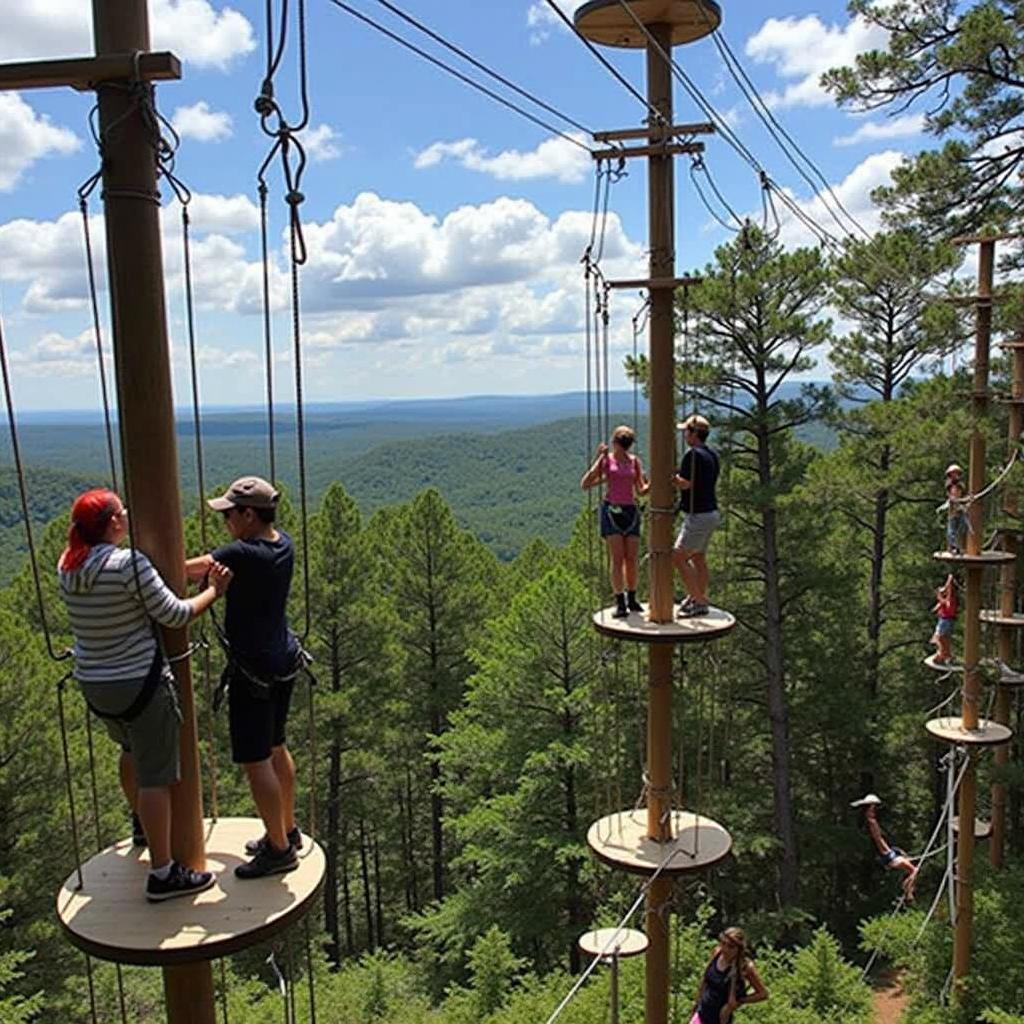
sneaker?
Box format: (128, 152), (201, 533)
(626, 594), (644, 613)
(235, 842), (299, 880)
(132, 812), (147, 848)
(850, 793), (882, 808)
(145, 861), (216, 903)
(676, 596), (694, 617)
(679, 602), (710, 618)
(245, 827), (303, 856)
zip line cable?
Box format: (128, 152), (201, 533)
(324, 0), (593, 153)
(541, 0), (668, 129)
(369, 0), (594, 138)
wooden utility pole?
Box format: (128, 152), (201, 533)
(91, 2), (214, 1020)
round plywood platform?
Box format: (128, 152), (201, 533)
(952, 815), (992, 840)
(587, 809), (732, 875)
(925, 716), (1013, 747)
(593, 604), (735, 644)
(57, 817), (325, 966)
(574, 0), (721, 48)
(981, 610), (1024, 628)
(579, 927), (649, 961)
(924, 654), (963, 673)
(933, 550), (1014, 567)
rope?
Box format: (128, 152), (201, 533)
(56, 672), (85, 891)
(0, 307), (71, 663)
(542, 844), (685, 1024)
(220, 957), (230, 1024)
(258, 182), (277, 484)
(304, 914), (318, 1022)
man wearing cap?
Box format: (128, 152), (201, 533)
(186, 476), (302, 879)
(673, 414), (722, 619)
(944, 463), (966, 554)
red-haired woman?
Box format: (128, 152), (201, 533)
(58, 489), (232, 902)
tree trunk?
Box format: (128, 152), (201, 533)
(406, 763), (419, 911)
(359, 818), (374, 949)
(341, 816), (354, 955)
(373, 829), (383, 947)
(324, 721), (342, 966)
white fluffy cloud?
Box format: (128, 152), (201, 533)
(526, 0), (583, 44)
(414, 135), (591, 183)
(774, 150), (905, 249)
(0, 93), (79, 192)
(0, 0), (254, 70)
(304, 125), (343, 163)
(834, 113), (925, 147)
(171, 101), (233, 143)
(8, 329), (104, 378)
(745, 14), (887, 109)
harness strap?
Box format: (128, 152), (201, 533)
(85, 644), (165, 723)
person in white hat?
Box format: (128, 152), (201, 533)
(944, 464), (966, 553)
(186, 476), (303, 880)
(850, 794), (918, 902)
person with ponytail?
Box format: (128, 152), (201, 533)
(691, 927), (768, 1024)
(58, 488), (233, 902)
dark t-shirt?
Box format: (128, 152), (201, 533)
(678, 444), (720, 514)
(697, 956), (746, 1024)
(213, 531), (298, 677)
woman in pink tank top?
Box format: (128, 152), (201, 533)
(581, 424), (650, 618)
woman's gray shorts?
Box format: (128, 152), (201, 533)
(79, 671), (182, 787)
(674, 510), (722, 554)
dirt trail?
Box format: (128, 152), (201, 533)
(872, 971), (908, 1024)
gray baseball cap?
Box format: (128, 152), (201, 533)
(208, 476), (279, 511)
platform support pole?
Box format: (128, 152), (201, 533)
(644, 22), (675, 1024)
(992, 332), (1024, 868)
(91, 1), (214, 1020)
(953, 239), (994, 993)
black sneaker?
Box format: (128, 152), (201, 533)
(626, 594), (644, 613)
(245, 827), (303, 856)
(145, 861), (215, 903)
(132, 812), (147, 848)
(235, 842), (299, 880)
(679, 602), (710, 618)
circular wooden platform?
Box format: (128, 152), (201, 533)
(952, 815), (992, 840)
(57, 818), (325, 966)
(579, 927), (649, 961)
(924, 717), (1013, 747)
(593, 604), (735, 644)
(587, 809), (732, 875)
(933, 550), (1015, 567)
(981, 610), (1024, 627)
(574, 0), (722, 48)
(924, 654), (963, 673)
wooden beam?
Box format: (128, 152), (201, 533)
(607, 276), (702, 290)
(593, 142), (704, 161)
(593, 121), (716, 142)
(952, 231), (1023, 245)
(0, 51), (181, 92)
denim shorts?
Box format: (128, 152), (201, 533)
(936, 617), (954, 637)
(880, 846), (905, 868)
(80, 671), (182, 787)
(600, 501), (641, 538)
(674, 510), (722, 553)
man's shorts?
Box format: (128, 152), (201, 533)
(80, 671), (182, 787)
(228, 667), (296, 764)
(600, 501), (641, 538)
(879, 846), (905, 869)
(936, 616), (954, 637)
(674, 510), (722, 554)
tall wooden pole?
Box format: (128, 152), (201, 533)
(953, 239), (995, 988)
(645, 22), (675, 1024)
(92, 1), (215, 1020)
(991, 334), (1024, 868)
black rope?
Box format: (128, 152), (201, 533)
(84, 953), (99, 1024)
(689, 156), (742, 233)
(304, 915), (318, 1023)
(56, 673), (84, 890)
(325, 0), (592, 154)
(259, 183), (277, 484)
(0, 310), (71, 663)
(77, 194), (119, 492)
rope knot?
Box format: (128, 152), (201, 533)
(286, 190), (305, 207)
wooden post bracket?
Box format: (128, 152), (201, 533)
(0, 52), (181, 92)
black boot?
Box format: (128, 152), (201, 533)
(626, 590), (643, 613)
(613, 593), (628, 618)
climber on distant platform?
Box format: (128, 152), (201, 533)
(186, 476), (304, 880)
(673, 414), (722, 619)
(930, 573), (958, 665)
(851, 794), (918, 902)
(581, 425), (650, 618)
(945, 464), (967, 554)
(59, 488), (232, 902)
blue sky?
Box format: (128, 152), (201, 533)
(0, 1), (928, 410)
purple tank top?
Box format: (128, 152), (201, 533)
(605, 455), (637, 505)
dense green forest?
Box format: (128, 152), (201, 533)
(6, 3), (1024, 1022)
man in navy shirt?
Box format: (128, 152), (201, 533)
(187, 476), (302, 878)
(673, 415), (722, 618)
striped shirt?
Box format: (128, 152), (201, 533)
(58, 544), (192, 683)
